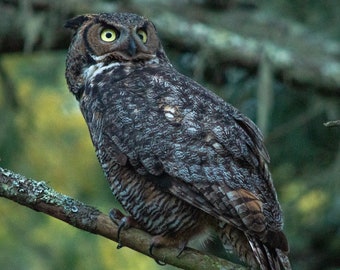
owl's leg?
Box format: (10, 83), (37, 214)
(109, 208), (140, 249)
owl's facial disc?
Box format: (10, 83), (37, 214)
(92, 24), (155, 62)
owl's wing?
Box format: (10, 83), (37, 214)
(158, 104), (274, 235)
(103, 68), (284, 247)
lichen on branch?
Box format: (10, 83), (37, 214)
(0, 167), (246, 270)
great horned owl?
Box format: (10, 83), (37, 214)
(65, 12), (291, 270)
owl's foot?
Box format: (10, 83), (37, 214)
(149, 235), (188, 265)
(109, 208), (139, 249)
(149, 243), (167, 266)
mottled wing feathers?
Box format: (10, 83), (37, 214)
(101, 68), (279, 235)
(234, 115), (270, 164)
(167, 177), (267, 234)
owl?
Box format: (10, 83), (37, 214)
(65, 12), (291, 270)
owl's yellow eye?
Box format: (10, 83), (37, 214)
(100, 29), (117, 42)
(137, 29), (147, 43)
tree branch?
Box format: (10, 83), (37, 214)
(323, 120), (340, 127)
(0, 167), (246, 270)
(147, 11), (340, 96)
(1, 0), (339, 96)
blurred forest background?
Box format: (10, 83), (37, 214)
(0, 0), (339, 269)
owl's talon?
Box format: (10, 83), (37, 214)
(109, 208), (139, 249)
(149, 242), (155, 257)
(155, 259), (167, 266)
(149, 243), (167, 266)
(115, 221), (128, 248)
(176, 241), (187, 258)
(117, 220), (127, 245)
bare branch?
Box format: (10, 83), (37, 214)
(0, 0), (339, 96)
(323, 120), (340, 127)
(0, 167), (246, 270)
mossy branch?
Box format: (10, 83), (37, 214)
(0, 167), (246, 270)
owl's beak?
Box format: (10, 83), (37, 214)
(127, 38), (137, 56)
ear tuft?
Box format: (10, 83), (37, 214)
(64, 14), (93, 30)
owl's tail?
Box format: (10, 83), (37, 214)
(219, 224), (291, 270)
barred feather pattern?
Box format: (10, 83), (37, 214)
(65, 12), (291, 269)
(99, 149), (213, 241)
(220, 223), (291, 270)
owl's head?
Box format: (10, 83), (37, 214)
(65, 13), (169, 99)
